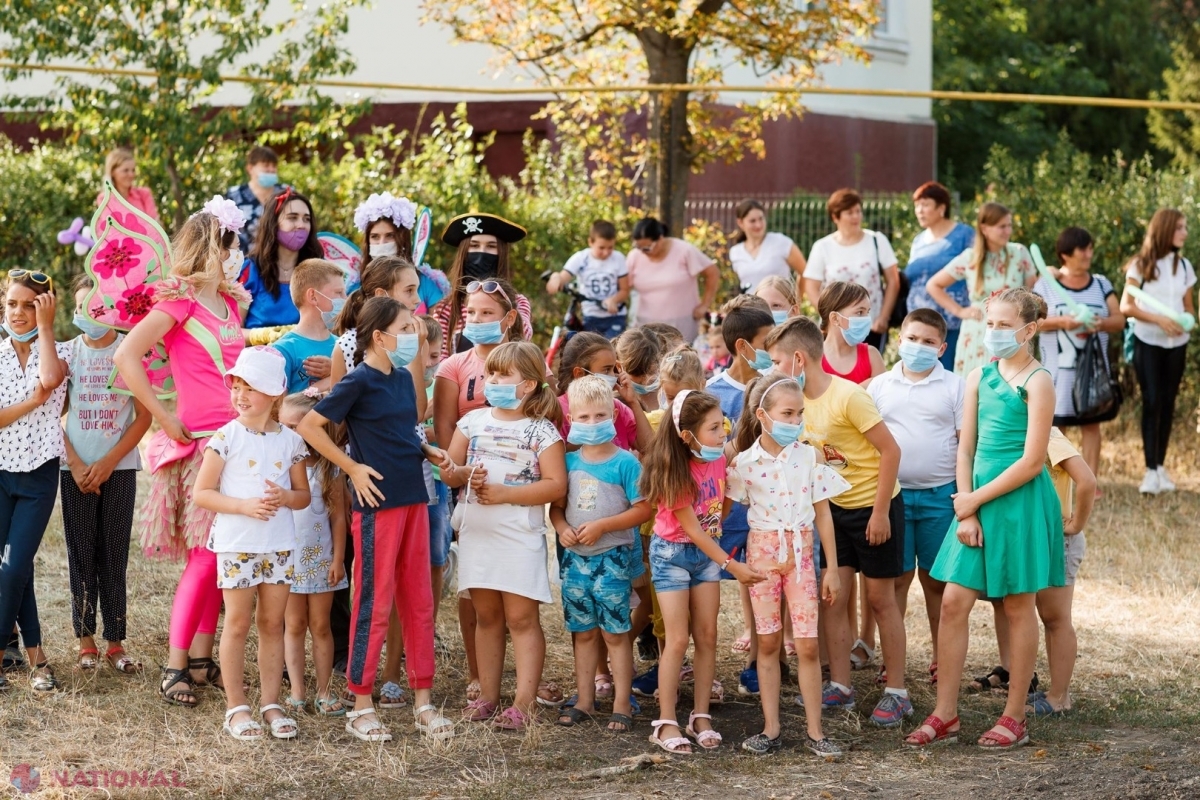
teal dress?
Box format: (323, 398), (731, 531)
(931, 362), (1065, 597)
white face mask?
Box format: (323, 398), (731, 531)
(369, 241), (398, 259)
(222, 248), (243, 281)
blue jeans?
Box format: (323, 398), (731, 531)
(649, 536), (721, 593)
(581, 315), (627, 340)
(429, 481), (452, 567)
(0, 458), (61, 650)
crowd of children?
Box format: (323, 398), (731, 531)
(0, 200), (1106, 757)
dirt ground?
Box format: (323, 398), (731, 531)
(3, 426), (1200, 798)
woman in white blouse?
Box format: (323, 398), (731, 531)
(729, 199), (806, 292)
(802, 188), (901, 350)
(0, 270), (68, 693)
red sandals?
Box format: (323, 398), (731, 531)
(904, 714), (960, 747)
(978, 715), (1029, 749)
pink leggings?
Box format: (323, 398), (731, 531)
(167, 547), (222, 651)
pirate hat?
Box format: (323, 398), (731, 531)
(441, 213), (526, 246)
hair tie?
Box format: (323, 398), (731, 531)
(542, 382), (549, 389)
(672, 389), (693, 434)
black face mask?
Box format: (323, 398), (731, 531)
(463, 251), (499, 281)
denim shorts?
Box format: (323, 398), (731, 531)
(429, 481), (452, 568)
(649, 536), (721, 593)
(560, 547), (633, 634)
(901, 482), (956, 573)
(581, 314), (627, 340)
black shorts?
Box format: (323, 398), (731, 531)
(822, 493), (906, 579)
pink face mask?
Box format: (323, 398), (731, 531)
(276, 228), (309, 251)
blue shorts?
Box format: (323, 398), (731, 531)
(581, 314), (627, 340)
(560, 547), (633, 634)
(650, 536), (721, 593)
(718, 503), (749, 580)
(429, 481), (452, 567)
(626, 533), (646, 581)
(901, 482), (956, 573)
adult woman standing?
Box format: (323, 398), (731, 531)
(115, 199), (249, 707)
(906, 182), (974, 370)
(1119, 209), (1196, 495)
(240, 187), (323, 329)
(0, 271), (68, 692)
(625, 217), (719, 343)
(99, 148), (159, 221)
(802, 189), (900, 351)
(728, 199), (806, 293)
(1034, 227), (1124, 481)
(926, 202), (1036, 374)
(435, 213), (534, 356)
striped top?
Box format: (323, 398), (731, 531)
(1032, 273), (1114, 420)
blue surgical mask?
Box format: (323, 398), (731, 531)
(257, 172), (279, 188)
(788, 354), (806, 390)
(687, 433), (724, 463)
(840, 314), (873, 346)
(317, 292), (346, 331)
(383, 332), (420, 368)
(984, 327), (1023, 359)
(73, 313), (109, 340)
(463, 320), (505, 346)
(586, 370), (619, 390)
(632, 378), (660, 395)
(764, 415), (804, 448)
(567, 419), (617, 446)
(898, 341), (940, 373)
(4, 323), (38, 343)
(772, 309), (789, 326)
(744, 346), (773, 371)
(484, 382), (523, 410)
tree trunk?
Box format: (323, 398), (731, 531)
(639, 31), (694, 235)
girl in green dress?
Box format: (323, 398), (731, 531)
(905, 287), (1065, 751)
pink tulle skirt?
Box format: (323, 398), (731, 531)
(138, 446), (214, 561)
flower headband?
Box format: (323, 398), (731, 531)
(354, 192), (417, 233)
(196, 196), (245, 235)
(671, 389), (693, 434)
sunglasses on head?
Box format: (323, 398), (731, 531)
(8, 269), (53, 290)
(272, 186), (295, 214)
(466, 280), (511, 305)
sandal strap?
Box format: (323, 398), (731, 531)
(260, 703), (283, 714)
(346, 706), (379, 719)
(994, 715), (1026, 738)
(650, 719), (679, 729)
(413, 703), (437, 715)
(689, 712), (712, 722)
(225, 704), (252, 720)
(79, 647), (100, 656)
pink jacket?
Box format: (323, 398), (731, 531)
(96, 185), (159, 221)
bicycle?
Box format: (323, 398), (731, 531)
(540, 269), (627, 367)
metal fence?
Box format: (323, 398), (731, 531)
(683, 191), (916, 256)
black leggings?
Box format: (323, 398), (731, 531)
(60, 470), (137, 642)
(1132, 338), (1187, 470)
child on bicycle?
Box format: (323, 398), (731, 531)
(545, 220), (629, 340)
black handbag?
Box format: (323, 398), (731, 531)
(1072, 333), (1122, 422)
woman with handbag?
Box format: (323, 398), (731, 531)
(1119, 209), (1196, 495)
(1033, 227), (1124, 483)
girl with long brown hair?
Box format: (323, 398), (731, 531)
(926, 202), (1037, 374)
(242, 187), (324, 329)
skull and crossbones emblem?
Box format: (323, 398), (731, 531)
(462, 216), (484, 234)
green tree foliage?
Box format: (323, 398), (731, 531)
(1148, 2), (1200, 166)
(935, 0), (1172, 191)
(0, 1), (368, 229)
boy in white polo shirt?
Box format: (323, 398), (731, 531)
(868, 309), (964, 685)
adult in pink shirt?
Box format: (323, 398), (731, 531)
(626, 217), (719, 343)
(114, 206), (248, 709)
(97, 148), (159, 221)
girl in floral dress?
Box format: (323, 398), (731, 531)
(726, 373), (849, 757)
(925, 203), (1037, 375)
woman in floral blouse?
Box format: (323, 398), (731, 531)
(925, 202), (1037, 374)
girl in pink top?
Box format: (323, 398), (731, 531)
(98, 148), (159, 221)
(818, 281), (885, 386)
(640, 389), (763, 754)
(555, 332), (651, 453)
(626, 218), (719, 343)
(114, 201), (249, 709)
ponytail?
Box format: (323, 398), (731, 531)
(485, 341), (562, 425)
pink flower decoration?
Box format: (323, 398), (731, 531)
(116, 285), (154, 322)
(93, 237), (144, 280)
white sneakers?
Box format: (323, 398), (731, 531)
(1141, 467), (1177, 495)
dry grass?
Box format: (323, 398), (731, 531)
(4, 425), (1200, 798)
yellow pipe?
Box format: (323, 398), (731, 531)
(4, 61), (1200, 111)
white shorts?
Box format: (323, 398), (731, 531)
(216, 550), (295, 590)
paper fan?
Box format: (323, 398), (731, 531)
(318, 232), (362, 293)
(83, 178), (175, 398)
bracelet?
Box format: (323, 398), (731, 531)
(720, 556), (733, 570)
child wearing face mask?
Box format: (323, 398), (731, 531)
(270, 260), (347, 394)
(556, 332), (651, 453)
(727, 373), (848, 757)
(442, 341), (568, 731)
(818, 281), (885, 386)
(329, 258), (424, 384)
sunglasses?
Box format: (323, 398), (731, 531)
(8, 269), (53, 290)
(466, 280), (511, 305)
(272, 186), (295, 214)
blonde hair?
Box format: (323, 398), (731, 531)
(169, 212), (243, 296)
(567, 375), (615, 414)
(485, 342), (561, 424)
(659, 345), (705, 390)
(755, 275), (797, 308)
(971, 202), (1012, 295)
(104, 147), (135, 181)
(290, 259), (346, 306)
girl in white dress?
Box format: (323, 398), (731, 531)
(443, 341), (567, 731)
